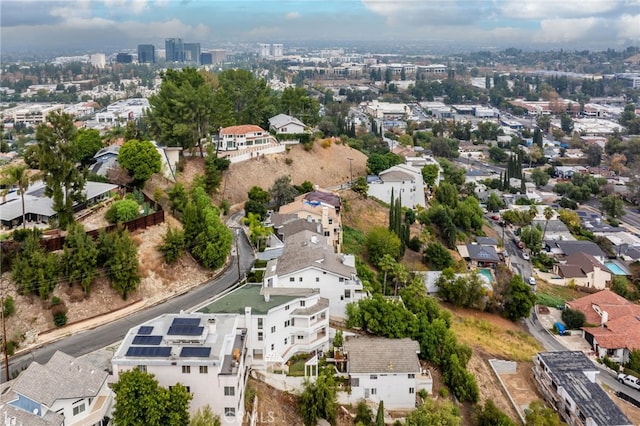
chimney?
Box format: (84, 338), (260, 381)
(264, 292), (270, 302)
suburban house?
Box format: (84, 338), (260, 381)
(263, 230), (364, 319)
(553, 252), (612, 289)
(342, 337), (430, 410)
(566, 290), (640, 364)
(457, 243), (501, 268)
(198, 284), (330, 371)
(216, 125), (278, 152)
(367, 164), (426, 209)
(112, 313), (249, 422)
(278, 189), (343, 253)
(0, 351), (112, 426)
(533, 351), (631, 426)
(0, 180), (117, 229)
(544, 240), (607, 261)
(268, 113), (306, 134)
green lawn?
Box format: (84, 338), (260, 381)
(343, 225), (366, 255)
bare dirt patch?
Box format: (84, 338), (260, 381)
(603, 386), (640, 425)
(342, 191), (388, 234)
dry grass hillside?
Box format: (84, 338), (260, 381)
(179, 139), (368, 206)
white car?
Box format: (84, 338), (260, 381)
(522, 251), (530, 261)
(617, 373), (640, 391)
(528, 277), (536, 285)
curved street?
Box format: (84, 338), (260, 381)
(2, 211), (255, 379)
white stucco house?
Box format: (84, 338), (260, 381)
(199, 284), (330, 370)
(268, 113), (307, 134)
(216, 124), (278, 152)
(367, 164), (426, 208)
(342, 337), (429, 410)
(112, 313), (250, 422)
(0, 351), (112, 426)
(263, 230), (365, 319)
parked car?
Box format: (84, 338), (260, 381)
(617, 373), (640, 391)
(528, 277), (536, 285)
(491, 214), (500, 221)
(522, 251), (530, 260)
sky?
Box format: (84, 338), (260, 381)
(1, 0), (639, 54)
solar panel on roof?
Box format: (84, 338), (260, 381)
(132, 335), (162, 345)
(167, 325), (204, 336)
(138, 326), (153, 335)
(126, 346), (171, 357)
(180, 347), (212, 358)
(171, 318), (200, 326)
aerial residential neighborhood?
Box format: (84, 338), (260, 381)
(1, 3), (640, 425)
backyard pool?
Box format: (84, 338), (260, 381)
(604, 262), (627, 276)
(479, 268), (495, 283)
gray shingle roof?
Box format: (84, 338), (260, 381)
(552, 240), (607, 258)
(344, 337), (421, 374)
(12, 351), (107, 407)
(466, 244), (500, 262)
(269, 113), (305, 129)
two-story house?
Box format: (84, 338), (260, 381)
(533, 351), (631, 426)
(112, 313), (249, 422)
(263, 230), (364, 319)
(343, 337), (428, 410)
(278, 189), (343, 253)
(367, 164), (426, 208)
(198, 283), (330, 371)
(0, 351), (112, 426)
(216, 125), (278, 151)
(554, 252), (612, 289)
(268, 114), (307, 134)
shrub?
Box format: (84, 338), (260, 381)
(407, 236), (422, 252)
(157, 227), (185, 264)
(51, 296), (61, 306)
(53, 312), (67, 327)
(105, 199), (139, 224)
(6, 341), (16, 356)
(602, 355), (620, 372)
(2, 296), (15, 317)
(561, 308), (586, 329)
(285, 157), (293, 165)
(321, 139), (332, 149)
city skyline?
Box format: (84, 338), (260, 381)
(1, 0), (639, 54)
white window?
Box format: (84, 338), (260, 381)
(297, 335), (304, 340)
(258, 332), (263, 341)
(370, 375), (377, 380)
(299, 277), (303, 282)
(199, 366), (208, 374)
(224, 386), (235, 396)
(137, 365), (147, 373)
(371, 388), (377, 395)
(258, 318), (263, 329)
(271, 344), (274, 350)
(339, 277), (345, 282)
(289, 277), (295, 282)
(408, 373), (415, 378)
(285, 305), (290, 310)
(182, 365), (191, 374)
(73, 404), (85, 416)
(300, 301), (306, 307)
(284, 320), (290, 327)
(409, 387), (415, 394)
(284, 338), (288, 345)
(225, 407), (236, 417)
(316, 277), (320, 282)
(271, 325), (276, 333)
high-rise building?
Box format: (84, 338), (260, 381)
(272, 43), (283, 59)
(210, 49), (226, 64)
(165, 38), (184, 62)
(200, 52), (213, 65)
(184, 43), (201, 64)
(90, 53), (106, 68)
(116, 53), (133, 64)
(258, 43), (270, 58)
(137, 44), (155, 63)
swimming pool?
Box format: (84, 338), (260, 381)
(478, 268), (494, 283)
(605, 262), (627, 276)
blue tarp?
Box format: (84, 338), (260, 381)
(554, 322), (566, 335)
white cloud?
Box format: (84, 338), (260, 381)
(285, 11), (301, 20)
(501, 0), (622, 20)
(617, 13), (640, 39)
(535, 17), (605, 43)
(244, 26), (284, 38)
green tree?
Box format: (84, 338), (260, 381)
(352, 176), (369, 196)
(421, 164), (440, 189)
(475, 400), (516, 426)
(437, 268), (486, 309)
(560, 113), (574, 134)
(489, 146), (509, 163)
(147, 68), (217, 156)
(279, 86), (321, 126)
(112, 368), (192, 426)
(585, 144), (603, 167)
(542, 206), (554, 240)
(354, 400), (373, 426)
(333, 330), (344, 348)
(190, 405), (221, 426)
(269, 175), (298, 210)
(167, 183), (188, 215)
(424, 241), (454, 270)
(242, 212), (272, 250)
(203, 145), (230, 195)
(299, 371), (337, 426)
(11, 231), (59, 299)
(217, 69), (275, 127)
(503, 275), (536, 321)
(74, 128), (103, 165)
(61, 223), (98, 294)
(486, 192), (504, 212)
(118, 139), (161, 187)
(0, 164), (33, 229)
(158, 226), (186, 264)
(378, 254), (397, 295)
(520, 225), (543, 254)
(36, 111), (87, 229)
(436, 181), (458, 208)
(524, 401), (561, 426)
(105, 199), (140, 224)
(366, 227), (401, 264)
(561, 308), (586, 329)
(105, 229), (141, 300)
(600, 194), (625, 219)
(405, 398), (461, 426)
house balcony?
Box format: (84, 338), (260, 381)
(281, 331), (329, 362)
(67, 394), (111, 426)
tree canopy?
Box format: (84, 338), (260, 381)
(118, 139), (161, 187)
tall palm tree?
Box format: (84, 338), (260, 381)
(0, 164), (32, 229)
(543, 206), (554, 240)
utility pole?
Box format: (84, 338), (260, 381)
(1, 296), (9, 382)
(347, 158), (353, 185)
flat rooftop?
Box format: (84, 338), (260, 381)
(198, 284), (316, 315)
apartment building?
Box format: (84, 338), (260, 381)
(532, 351), (631, 426)
(112, 313), (249, 422)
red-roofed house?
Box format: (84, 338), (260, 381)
(216, 125), (278, 152)
(566, 290), (640, 364)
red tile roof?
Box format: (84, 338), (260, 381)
(583, 315), (640, 351)
(566, 290), (640, 325)
(220, 125), (265, 136)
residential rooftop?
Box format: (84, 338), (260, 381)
(198, 284), (317, 315)
(344, 336), (421, 374)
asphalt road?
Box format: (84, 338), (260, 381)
(1, 212), (255, 381)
